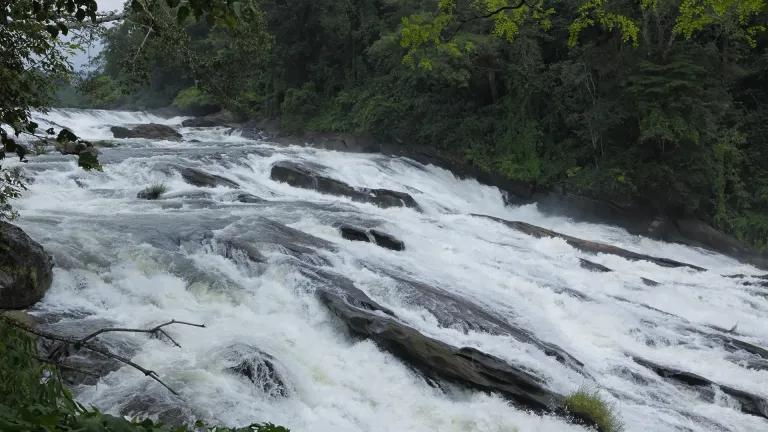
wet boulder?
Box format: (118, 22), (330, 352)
(180, 167), (239, 188)
(270, 161), (420, 210)
(634, 357), (768, 420)
(313, 272), (564, 412)
(340, 225), (405, 251)
(0, 222), (54, 309)
(222, 344), (289, 398)
(111, 124), (182, 141)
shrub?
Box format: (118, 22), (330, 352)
(279, 83), (320, 132)
(173, 87), (221, 116)
(0, 168), (26, 220)
(138, 182), (168, 200)
(564, 388), (624, 432)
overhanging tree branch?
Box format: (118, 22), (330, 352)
(445, 0), (536, 42)
(1, 314), (205, 396)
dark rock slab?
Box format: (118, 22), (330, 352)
(634, 357), (768, 419)
(579, 258), (612, 273)
(475, 214), (706, 271)
(111, 124), (182, 140)
(181, 117), (228, 128)
(234, 193), (265, 203)
(216, 217), (335, 266)
(340, 225), (371, 243)
(315, 274), (564, 412)
(379, 272), (585, 373)
(180, 167), (239, 188)
(642, 278), (661, 287)
(271, 161), (420, 210)
(339, 225), (405, 251)
(370, 230), (405, 251)
(0, 222), (54, 309)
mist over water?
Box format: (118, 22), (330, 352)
(9, 108), (768, 431)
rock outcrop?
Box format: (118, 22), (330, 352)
(476, 214), (706, 271)
(312, 269), (564, 412)
(111, 124), (182, 141)
(180, 167), (239, 188)
(271, 161), (420, 210)
(634, 357), (768, 420)
(0, 222), (54, 309)
(339, 225), (405, 251)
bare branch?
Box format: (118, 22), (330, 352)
(0, 314), (205, 396)
(132, 28), (154, 65)
(64, 12), (125, 30)
(79, 319), (206, 345)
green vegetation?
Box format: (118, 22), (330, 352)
(564, 388), (624, 432)
(0, 317), (289, 432)
(140, 182), (169, 200)
(73, 0), (768, 250)
(172, 87), (220, 116)
(0, 169), (25, 220)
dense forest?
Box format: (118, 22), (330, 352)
(61, 0), (768, 250)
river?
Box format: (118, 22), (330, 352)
(7, 108), (768, 431)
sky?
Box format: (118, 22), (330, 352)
(70, 0), (126, 70)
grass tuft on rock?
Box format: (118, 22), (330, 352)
(564, 388), (624, 432)
(139, 182), (168, 200)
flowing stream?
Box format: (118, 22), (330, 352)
(7, 108), (768, 432)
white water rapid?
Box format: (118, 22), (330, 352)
(6, 108), (768, 432)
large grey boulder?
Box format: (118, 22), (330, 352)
(311, 269), (565, 412)
(270, 161), (420, 210)
(111, 124), (182, 141)
(0, 222), (53, 309)
(180, 167), (239, 188)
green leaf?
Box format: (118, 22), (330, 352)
(177, 5), (190, 23)
(44, 24), (59, 38)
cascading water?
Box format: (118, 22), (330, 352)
(5, 108), (767, 432)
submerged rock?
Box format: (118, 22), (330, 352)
(270, 161), (420, 210)
(339, 225), (405, 251)
(180, 167), (239, 188)
(0, 222), (54, 309)
(111, 124), (182, 141)
(476, 214), (706, 271)
(222, 344), (289, 398)
(579, 258), (612, 273)
(234, 193), (265, 203)
(634, 357), (768, 420)
(641, 277), (661, 287)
